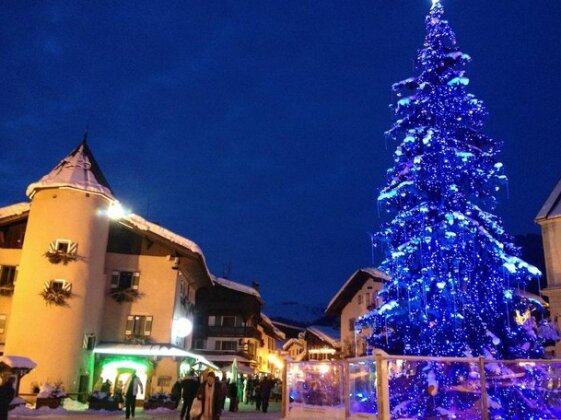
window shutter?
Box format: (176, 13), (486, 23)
(143, 316), (153, 336)
(111, 271), (120, 289)
(0, 315), (6, 334)
(208, 316), (216, 326)
(125, 315), (134, 335)
(49, 241), (57, 253)
(132, 272), (140, 290)
(68, 242), (78, 255)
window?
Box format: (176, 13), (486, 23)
(55, 239), (71, 253)
(125, 315), (153, 337)
(222, 316), (236, 327)
(0, 314), (6, 334)
(157, 376), (172, 387)
(365, 293), (371, 306)
(208, 316), (216, 326)
(0, 220), (27, 249)
(83, 334), (96, 350)
(193, 339), (206, 349)
(349, 317), (356, 332)
(49, 279), (71, 292)
(0, 266), (17, 288)
(111, 271), (140, 290)
(215, 340), (237, 351)
(358, 294), (363, 304)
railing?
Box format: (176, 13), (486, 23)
(283, 351), (561, 419)
(203, 326), (261, 339)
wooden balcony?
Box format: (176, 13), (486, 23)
(198, 325), (261, 340)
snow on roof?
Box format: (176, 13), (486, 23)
(307, 326), (341, 349)
(271, 320), (305, 331)
(0, 355), (37, 370)
(536, 177), (561, 221)
(517, 289), (548, 307)
(26, 140), (114, 200)
(212, 276), (262, 300)
(282, 338), (304, 351)
(260, 313), (286, 340)
(326, 267), (389, 315)
(0, 202), (30, 221)
(123, 213), (204, 257)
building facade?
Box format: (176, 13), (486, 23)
(325, 268), (387, 357)
(536, 177), (561, 355)
(0, 140), (214, 397)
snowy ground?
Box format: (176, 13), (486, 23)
(10, 401), (282, 419)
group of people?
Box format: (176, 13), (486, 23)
(174, 370), (282, 419)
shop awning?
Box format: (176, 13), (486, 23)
(93, 343), (219, 370)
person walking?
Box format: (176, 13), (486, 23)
(197, 371), (221, 420)
(124, 371), (143, 419)
(0, 377), (15, 420)
(254, 377), (262, 411)
(219, 377), (228, 410)
(260, 375), (273, 413)
(227, 378), (238, 412)
(180, 369), (200, 419)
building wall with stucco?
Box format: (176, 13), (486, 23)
(539, 217), (561, 356)
(5, 188), (111, 393)
(0, 248), (22, 345)
(340, 278), (383, 357)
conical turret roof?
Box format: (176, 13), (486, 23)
(26, 138), (114, 200)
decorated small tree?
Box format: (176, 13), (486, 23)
(358, 1), (552, 417)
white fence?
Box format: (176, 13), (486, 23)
(283, 351), (561, 419)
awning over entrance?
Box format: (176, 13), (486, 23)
(93, 343), (219, 370)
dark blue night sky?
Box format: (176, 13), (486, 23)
(1, 1), (560, 309)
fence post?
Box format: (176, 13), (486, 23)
(375, 350), (390, 420)
(343, 361), (350, 418)
(478, 357), (490, 420)
(282, 362), (289, 419)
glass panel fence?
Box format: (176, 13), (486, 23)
(348, 358), (378, 419)
(286, 361), (346, 419)
(386, 358), (483, 419)
(484, 360), (561, 419)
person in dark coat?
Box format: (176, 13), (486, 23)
(260, 375), (274, 413)
(227, 379), (238, 412)
(0, 377), (16, 420)
(196, 371), (222, 420)
(124, 371), (143, 419)
(171, 379), (181, 409)
(180, 369), (200, 420)
(254, 378), (262, 411)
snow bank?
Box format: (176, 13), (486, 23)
(0, 355), (37, 370)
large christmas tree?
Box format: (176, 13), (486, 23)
(358, 1), (550, 417)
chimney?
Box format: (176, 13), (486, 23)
(252, 281), (260, 292)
